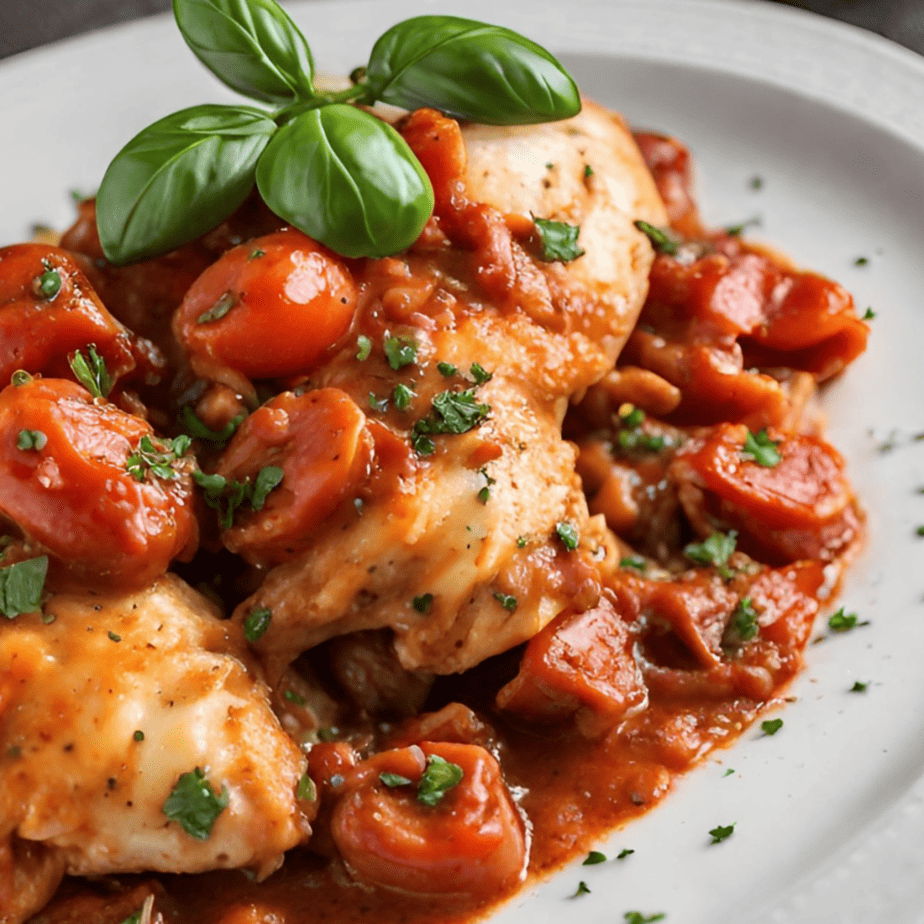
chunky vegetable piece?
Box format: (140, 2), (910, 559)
(215, 388), (372, 565)
(173, 229), (357, 387)
(670, 423), (861, 563)
(0, 243), (151, 390)
(0, 378), (197, 588)
(331, 742), (527, 897)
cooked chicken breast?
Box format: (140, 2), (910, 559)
(232, 103), (665, 677)
(0, 575), (310, 922)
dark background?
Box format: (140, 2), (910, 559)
(1, 0), (923, 60)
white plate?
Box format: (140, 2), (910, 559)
(3, 1), (924, 922)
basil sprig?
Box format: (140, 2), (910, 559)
(96, 0), (581, 264)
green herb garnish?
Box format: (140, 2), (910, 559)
(296, 773), (316, 801)
(469, 362), (492, 384)
(356, 335), (372, 361)
(493, 591), (517, 611)
(384, 335), (418, 370)
(533, 216), (584, 262)
(616, 848), (635, 860)
(126, 434), (192, 482)
(392, 383), (415, 411)
(574, 881), (591, 897)
(194, 465), (283, 528)
(624, 914), (666, 924)
(828, 607), (863, 632)
(97, 4), (580, 264)
(708, 822), (735, 844)
(179, 406), (245, 445)
(850, 680), (868, 693)
(437, 361), (458, 377)
(35, 261), (62, 300)
(413, 593), (433, 613)
(412, 388), (490, 451)
(862, 307), (876, 321)
(379, 772), (413, 788)
(633, 219), (680, 255)
(162, 767), (229, 840)
(0, 557), (48, 619)
(724, 597), (759, 646)
(133, 730), (145, 742)
(243, 607), (272, 642)
(582, 850), (607, 865)
(619, 556), (646, 571)
(761, 718), (783, 736)
(197, 290), (236, 324)
(741, 429), (781, 467)
(16, 429), (47, 452)
(683, 530), (737, 580)
(416, 754), (464, 806)
(555, 521), (579, 551)
(69, 345), (112, 398)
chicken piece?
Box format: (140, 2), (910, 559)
(0, 575), (311, 923)
(227, 103), (665, 678)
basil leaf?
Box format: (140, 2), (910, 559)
(173, 0), (315, 103)
(162, 766), (229, 840)
(97, 104), (277, 265)
(0, 557), (48, 619)
(366, 15), (581, 125)
(256, 105), (433, 258)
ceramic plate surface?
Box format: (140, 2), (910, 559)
(2, 1), (924, 921)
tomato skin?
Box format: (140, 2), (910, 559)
(216, 388), (372, 566)
(173, 229), (357, 382)
(331, 742), (527, 898)
(0, 378), (197, 588)
(0, 243), (144, 389)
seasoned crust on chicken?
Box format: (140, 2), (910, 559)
(230, 105), (665, 677)
(0, 575), (310, 922)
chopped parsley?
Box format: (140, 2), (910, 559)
(828, 607), (865, 632)
(477, 467), (496, 504)
(708, 822), (736, 844)
(613, 406), (666, 454)
(35, 260), (62, 300)
(108, 631), (121, 642)
(16, 429), (47, 451)
(616, 848), (635, 860)
(416, 754), (464, 807)
(533, 216), (585, 262)
(355, 335), (372, 361)
(194, 466), (283, 529)
(723, 768), (735, 777)
(0, 556), (48, 619)
(120, 913), (142, 924)
(624, 914), (666, 924)
(724, 597), (759, 646)
(248, 248), (266, 260)
(379, 771), (413, 788)
(620, 405), (645, 429)
(412, 593), (433, 613)
(178, 406), (245, 445)
(850, 680), (869, 693)
(620, 556), (646, 571)
(583, 164), (594, 178)
(854, 256), (869, 267)
(862, 307), (876, 321)
(126, 434), (192, 482)
(582, 850), (607, 865)
(741, 429), (781, 467)
(916, 525), (924, 537)
(197, 290), (236, 324)
(243, 607), (272, 642)
(683, 530), (737, 580)
(296, 773), (316, 801)
(162, 767), (229, 840)
(761, 718), (783, 736)
(383, 335), (418, 370)
(555, 521), (579, 551)
(493, 591), (518, 611)
(516, 535), (528, 549)
(392, 383), (415, 411)
(69, 345), (112, 398)
(412, 389), (490, 453)
(633, 219), (680, 256)
(437, 361), (458, 377)
(573, 881), (591, 897)
(469, 362), (493, 385)
(724, 215), (761, 237)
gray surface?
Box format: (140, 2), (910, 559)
(1, 0), (923, 60)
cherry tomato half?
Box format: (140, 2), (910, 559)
(0, 378), (197, 588)
(173, 229), (357, 382)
